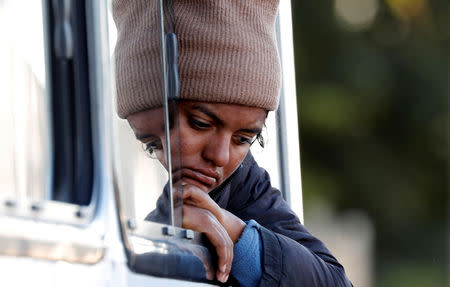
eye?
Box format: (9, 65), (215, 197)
(234, 135), (255, 145)
(189, 117), (211, 129)
(142, 139), (162, 158)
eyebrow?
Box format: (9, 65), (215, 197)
(192, 105), (262, 135)
(192, 105), (224, 126)
(239, 128), (262, 135)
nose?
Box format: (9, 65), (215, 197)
(202, 133), (230, 167)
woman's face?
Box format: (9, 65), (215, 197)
(127, 101), (267, 193)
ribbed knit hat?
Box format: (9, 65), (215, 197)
(113, 0), (281, 119)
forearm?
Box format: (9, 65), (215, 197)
(217, 208), (246, 243)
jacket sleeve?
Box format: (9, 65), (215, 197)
(226, 154), (353, 287)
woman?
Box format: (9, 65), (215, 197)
(113, 0), (353, 286)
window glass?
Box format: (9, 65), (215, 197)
(110, 0), (183, 226)
(0, 0), (51, 203)
(113, 118), (169, 221)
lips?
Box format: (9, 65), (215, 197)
(172, 168), (219, 189)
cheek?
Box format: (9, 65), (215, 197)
(224, 147), (250, 175)
(172, 121), (205, 160)
(178, 130), (204, 158)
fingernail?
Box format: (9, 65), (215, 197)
(219, 273), (228, 283)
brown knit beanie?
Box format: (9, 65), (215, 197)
(113, 0), (281, 119)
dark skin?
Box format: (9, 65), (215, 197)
(127, 101), (267, 283)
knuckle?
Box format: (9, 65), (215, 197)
(183, 188), (192, 198)
(217, 240), (232, 250)
(199, 210), (214, 225)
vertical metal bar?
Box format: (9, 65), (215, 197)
(158, 0), (175, 226)
(275, 5), (304, 223)
(42, 0), (54, 201)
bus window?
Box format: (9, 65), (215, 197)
(0, 0), (96, 224)
(0, 0), (104, 267)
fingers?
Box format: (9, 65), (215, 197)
(204, 217), (233, 283)
(182, 186), (223, 220)
(182, 205), (233, 283)
(182, 185), (246, 243)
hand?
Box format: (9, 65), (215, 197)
(182, 203), (233, 283)
(183, 186), (246, 243)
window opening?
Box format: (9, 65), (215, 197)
(112, 0), (207, 281)
(48, 0), (93, 205)
(110, 0), (303, 284)
(0, 0), (96, 223)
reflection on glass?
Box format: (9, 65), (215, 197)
(0, 0), (50, 203)
(113, 104), (182, 226)
(111, 0), (184, 226)
(126, 103), (182, 226)
(113, 117), (168, 221)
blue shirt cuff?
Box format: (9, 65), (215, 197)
(231, 219), (262, 287)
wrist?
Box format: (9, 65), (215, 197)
(219, 209), (246, 243)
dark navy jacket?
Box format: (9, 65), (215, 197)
(147, 152), (353, 286)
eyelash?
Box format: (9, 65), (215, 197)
(189, 116), (259, 146)
(143, 140), (162, 157)
(235, 135), (254, 145)
(189, 117), (211, 129)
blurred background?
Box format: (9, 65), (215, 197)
(290, 0), (448, 286)
(0, 0), (447, 285)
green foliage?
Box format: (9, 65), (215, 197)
(378, 262), (446, 287)
(291, 0), (448, 285)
